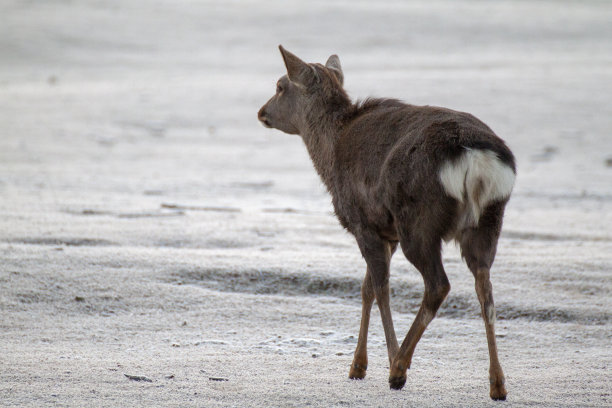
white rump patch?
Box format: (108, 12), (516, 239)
(439, 149), (515, 229)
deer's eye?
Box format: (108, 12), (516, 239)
(276, 83), (283, 94)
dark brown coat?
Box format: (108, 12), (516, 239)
(258, 46), (514, 400)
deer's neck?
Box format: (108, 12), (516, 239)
(300, 110), (347, 192)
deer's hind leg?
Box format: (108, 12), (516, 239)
(389, 235), (450, 390)
(460, 201), (508, 401)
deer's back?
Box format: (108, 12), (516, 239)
(336, 99), (514, 179)
(331, 99), (515, 236)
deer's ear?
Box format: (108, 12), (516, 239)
(279, 45), (318, 87)
(325, 54), (343, 86)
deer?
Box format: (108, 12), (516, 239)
(257, 45), (515, 401)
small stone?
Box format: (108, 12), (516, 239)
(124, 374), (153, 382)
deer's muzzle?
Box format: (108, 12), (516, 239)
(257, 106), (272, 128)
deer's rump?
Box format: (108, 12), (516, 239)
(339, 102), (516, 239)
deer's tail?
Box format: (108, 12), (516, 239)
(439, 148), (515, 231)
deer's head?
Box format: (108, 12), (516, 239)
(258, 45), (346, 135)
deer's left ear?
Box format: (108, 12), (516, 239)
(279, 45), (318, 87)
(325, 54), (343, 86)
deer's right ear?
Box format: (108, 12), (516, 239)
(325, 54), (344, 86)
(279, 45), (318, 87)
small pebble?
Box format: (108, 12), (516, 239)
(124, 374), (152, 382)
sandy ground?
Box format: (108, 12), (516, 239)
(1, 0), (611, 406)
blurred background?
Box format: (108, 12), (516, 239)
(1, 0), (611, 222)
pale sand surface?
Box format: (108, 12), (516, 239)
(1, 1), (611, 406)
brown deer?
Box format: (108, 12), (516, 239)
(258, 45), (515, 401)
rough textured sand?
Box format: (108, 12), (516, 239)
(1, 1), (611, 406)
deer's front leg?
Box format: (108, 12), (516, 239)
(349, 269), (375, 379)
(354, 236), (399, 370)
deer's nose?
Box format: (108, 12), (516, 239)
(257, 106), (266, 120)
(258, 107), (272, 127)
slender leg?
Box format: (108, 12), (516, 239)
(460, 202), (508, 400)
(373, 280), (400, 363)
(369, 241), (400, 365)
(389, 242), (450, 390)
(371, 243), (399, 364)
(474, 267), (507, 401)
(352, 235), (399, 372)
(349, 270), (374, 379)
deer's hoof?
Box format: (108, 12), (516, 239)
(389, 360), (407, 390)
(389, 375), (406, 390)
(349, 363), (367, 380)
(491, 389), (507, 401)
(490, 377), (507, 401)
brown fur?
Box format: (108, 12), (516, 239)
(258, 45), (514, 401)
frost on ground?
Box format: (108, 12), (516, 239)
(0, 1), (611, 407)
